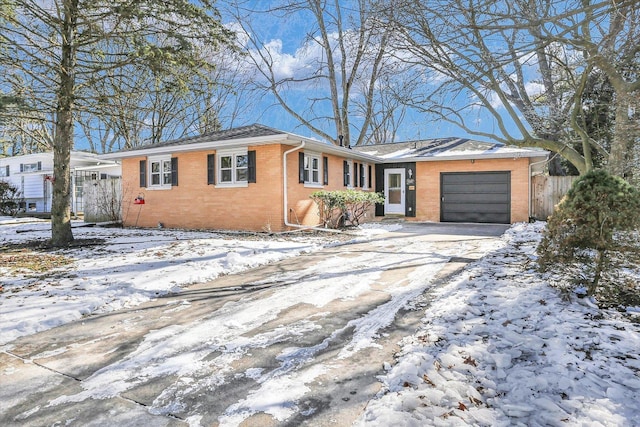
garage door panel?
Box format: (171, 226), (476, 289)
(444, 211), (510, 223)
(441, 172), (511, 223)
(445, 193), (509, 204)
(445, 172), (506, 184)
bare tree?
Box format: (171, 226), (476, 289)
(227, 0), (411, 146)
(0, 0), (235, 245)
(392, 0), (639, 176)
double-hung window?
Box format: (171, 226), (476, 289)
(218, 149), (248, 186)
(304, 153), (321, 185)
(149, 156), (172, 187)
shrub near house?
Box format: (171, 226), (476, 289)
(537, 170), (640, 308)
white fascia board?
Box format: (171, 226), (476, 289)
(301, 139), (382, 163)
(391, 150), (549, 163)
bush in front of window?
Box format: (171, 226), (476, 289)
(311, 189), (384, 228)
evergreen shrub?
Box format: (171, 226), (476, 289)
(537, 170), (640, 308)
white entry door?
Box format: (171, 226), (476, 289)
(384, 168), (405, 215)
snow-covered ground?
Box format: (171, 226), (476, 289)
(0, 217), (395, 346)
(2, 218), (639, 426)
(358, 223), (640, 427)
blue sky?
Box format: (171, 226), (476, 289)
(215, 0), (515, 146)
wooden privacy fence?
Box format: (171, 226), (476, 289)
(531, 175), (577, 220)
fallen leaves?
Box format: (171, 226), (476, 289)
(0, 249), (72, 273)
(463, 355), (477, 367)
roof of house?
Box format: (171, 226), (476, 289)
(353, 137), (548, 161)
(99, 124), (548, 163)
(130, 124), (286, 150)
(99, 124), (382, 163)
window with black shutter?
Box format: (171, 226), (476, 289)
(139, 160), (147, 187)
(248, 150), (256, 183)
(354, 162), (359, 187)
(360, 163), (365, 187)
(323, 156), (328, 185)
(207, 154), (215, 184)
(299, 152), (305, 183)
(171, 157), (178, 186)
(343, 161), (350, 186)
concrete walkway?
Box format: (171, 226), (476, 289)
(1, 223), (508, 427)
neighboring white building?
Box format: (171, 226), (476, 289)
(0, 151), (120, 214)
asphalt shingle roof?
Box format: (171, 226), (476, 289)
(121, 124), (285, 152)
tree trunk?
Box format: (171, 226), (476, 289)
(609, 90), (638, 179)
(51, 0), (78, 247)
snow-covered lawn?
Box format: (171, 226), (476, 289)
(359, 223), (640, 426)
(0, 217), (393, 346)
(1, 218), (639, 426)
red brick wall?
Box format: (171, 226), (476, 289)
(122, 145), (285, 231)
(121, 144), (376, 231)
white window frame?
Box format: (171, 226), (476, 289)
(304, 152), (322, 188)
(216, 148), (248, 188)
(22, 162), (40, 173)
(360, 162), (369, 190)
(0, 165), (8, 177)
(148, 155), (172, 189)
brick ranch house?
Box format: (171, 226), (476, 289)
(100, 124), (548, 232)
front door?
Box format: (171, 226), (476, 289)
(384, 168), (405, 215)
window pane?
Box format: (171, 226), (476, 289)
(236, 155), (248, 168)
(221, 170), (232, 182)
(221, 156), (232, 169)
(151, 162), (160, 173)
(152, 175), (160, 185)
(236, 168), (247, 182)
(163, 161), (171, 172)
(312, 158), (318, 169)
(312, 171), (319, 182)
(163, 173), (171, 185)
(304, 170), (309, 182)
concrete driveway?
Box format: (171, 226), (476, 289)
(1, 222), (508, 427)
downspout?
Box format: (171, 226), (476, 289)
(528, 155), (551, 221)
(283, 141), (341, 233)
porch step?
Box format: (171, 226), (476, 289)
(381, 216), (406, 222)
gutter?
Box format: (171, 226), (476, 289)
(282, 141), (341, 233)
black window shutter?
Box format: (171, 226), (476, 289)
(368, 165), (372, 188)
(207, 154), (215, 184)
(360, 163), (365, 187)
(5, 165), (9, 176)
(323, 156), (328, 185)
(354, 162), (359, 187)
(139, 160), (146, 187)
(248, 150), (256, 183)
(343, 161), (349, 186)
(299, 152), (305, 183)
(37, 161), (42, 171)
(171, 157), (178, 186)
(20, 163), (24, 172)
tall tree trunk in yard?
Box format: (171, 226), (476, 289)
(51, 0), (78, 247)
(609, 90), (638, 179)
